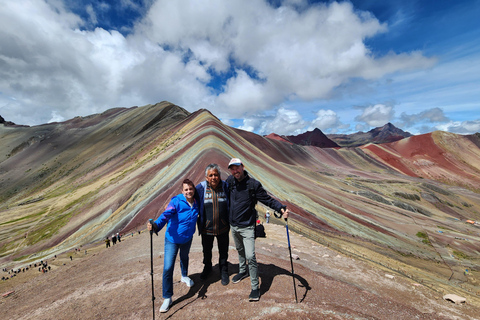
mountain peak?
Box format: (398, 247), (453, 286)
(0, 115), (16, 126)
(285, 128), (340, 148)
(327, 123), (412, 147)
(264, 133), (291, 143)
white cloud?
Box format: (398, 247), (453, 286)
(48, 110), (65, 123)
(238, 118), (263, 132)
(309, 109), (342, 132)
(355, 123), (369, 132)
(257, 107), (306, 135)
(136, 0), (436, 118)
(436, 120), (480, 134)
(355, 104), (394, 127)
(0, 0), (216, 124)
(85, 5), (98, 25)
(399, 107), (449, 127)
(0, 0), (442, 132)
(216, 70), (271, 116)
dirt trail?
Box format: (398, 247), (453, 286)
(1, 224), (478, 320)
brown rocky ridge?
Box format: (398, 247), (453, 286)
(326, 122), (412, 147)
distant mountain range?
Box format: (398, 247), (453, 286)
(265, 123), (412, 148)
(0, 114), (418, 148)
(327, 122), (413, 147)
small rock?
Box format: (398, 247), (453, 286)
(291, 254), (300, 260)
(2, 291), (15, 297)
(385, 274), (395, 279)
(443, 294), (466, 304)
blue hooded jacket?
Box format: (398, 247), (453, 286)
(152, 194), (199, 244)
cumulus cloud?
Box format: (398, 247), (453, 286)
(399, 107), (449, 127)
(85, 5), (98, 25)
(436, 120), (480, 134)
(0, 0), (437, 129)
(355, 104), (394, 127)
(0, 0), (216, 124)
(216, 70), (271, 116)
(238, 118), (263, 132)
(134, 0), (436, 118)
(239, 107), (307, 135)
(48, 111), (65, 123)
(308, 109), (343, 132)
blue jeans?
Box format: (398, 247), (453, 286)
(163, 237), (192, 298)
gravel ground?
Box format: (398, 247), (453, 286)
(1, 224), (478, 320)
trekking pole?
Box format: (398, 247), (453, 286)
(149, 219), (156, 320)
(285, 217), (298, 303)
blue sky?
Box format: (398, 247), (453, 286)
(0, 0), (479, 135)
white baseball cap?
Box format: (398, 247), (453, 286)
(228, 158), (243, 168)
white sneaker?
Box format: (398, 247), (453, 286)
(159, 298), (172, 313)
(181, 276), (194, 287)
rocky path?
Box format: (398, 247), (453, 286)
(1, 223), (477, 319)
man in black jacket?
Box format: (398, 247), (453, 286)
(226, 158), (289, 301)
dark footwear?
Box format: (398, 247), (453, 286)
(232, 271), (249, 284)
(200, 266), (212, 280)
(221, 272), (229, 286)
(249, 289), (260, 301)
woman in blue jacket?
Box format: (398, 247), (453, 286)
(148, 179), (199, 313)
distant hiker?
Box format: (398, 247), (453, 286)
(147, 179), (199, 313)
(265, 210), (270, 223)
(196, 163), (230, 285)
(112, 234), (117, 245)
(117, 233), (121, 242)
(105, 237), (111, 248)
(226, 158), (289, 301)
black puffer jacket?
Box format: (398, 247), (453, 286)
(226, 170), (285, 227)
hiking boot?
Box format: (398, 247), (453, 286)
(249, 289), (260, 301)
(221, 272), (229, 286)
(200, 266), (212, 280)
(232, 271), (249, 284)
(181, 276), (194, 287)
(160, 298), (172, 313)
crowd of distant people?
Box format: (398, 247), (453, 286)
(2, 230), (139, 282)
(2, 247), (90, 282)
(105, 232), (122, 248)
(105, 231), (140, 248)
(1, 260), (51, 281)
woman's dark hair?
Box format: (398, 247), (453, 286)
(182, 179), (196, 194)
